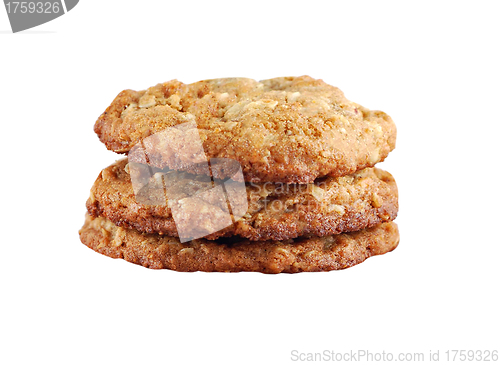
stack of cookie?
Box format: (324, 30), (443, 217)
(79, 76), (399, 273)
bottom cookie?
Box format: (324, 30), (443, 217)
(79, 214), (399, 273)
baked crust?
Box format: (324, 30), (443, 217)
(94, 76), (396, 183)
(79, 214), (399, 273)
(86, 159), (398, 241)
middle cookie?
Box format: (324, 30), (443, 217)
(86, 159), (398, 241)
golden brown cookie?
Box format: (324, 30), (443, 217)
(79, 214), (399, 273)
(95, 76), (397, 183)
(86, 159), (398, 241)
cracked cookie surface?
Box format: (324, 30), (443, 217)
(79, 214), (399, 273)
(95, 76), (397, 183)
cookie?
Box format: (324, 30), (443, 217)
(94, 76), (397, 183)
(79, 214), (399, 273)
(86, 159), (398, 241)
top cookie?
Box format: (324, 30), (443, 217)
(95, 76), (396, 183)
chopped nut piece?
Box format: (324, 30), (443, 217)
(113, 228), (125, 247)
(179, 247), (194, 255)
(288, 91), (301, 102)
(166, 94), (182, 110)
(217, 92), (229, 100)
(101, 168), (113, 181)
(308, 184), (325, 201)
(244, 99), (278, 110)
(275, 247), (289, 255)
(224, 122), (238, 130)
(329, 204), (346, 215)
(138, 94), (156, 108)
(372, 192), (382, 208)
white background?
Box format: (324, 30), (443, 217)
(1, 1), (499, 364)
